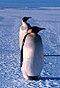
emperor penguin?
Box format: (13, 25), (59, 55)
(19, 17), (31, 50)
(21, 26), (46, 80)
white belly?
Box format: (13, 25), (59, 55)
(22, 33), (44, 76)
(19, 29), (27, 50)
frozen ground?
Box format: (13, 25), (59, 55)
(0, 8), (60, 88)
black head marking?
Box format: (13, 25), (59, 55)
(30, 26), (46, 33)
(22, 17), (32, 22)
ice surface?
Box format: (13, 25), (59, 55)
(0, 8), (60, 88)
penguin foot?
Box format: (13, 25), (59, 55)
(27, 76), (40, 81)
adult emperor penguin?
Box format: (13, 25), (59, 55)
(21, 26), (46, 80)
(19, 17), (31, 50)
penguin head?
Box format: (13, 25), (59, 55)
(28, 26), (46, 34)
(22, 17), (32, 22)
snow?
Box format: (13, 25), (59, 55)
(0, 8), (60, 88)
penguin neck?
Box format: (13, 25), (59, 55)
(22, 21), (27, 26)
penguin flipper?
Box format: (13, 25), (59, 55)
(20, 48), (23, 67)
(20, 33), (31, 67)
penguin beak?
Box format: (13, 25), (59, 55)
(27, 17), (32, 19)
(36, 28), (46, 33)
(39, 28), (46, 31)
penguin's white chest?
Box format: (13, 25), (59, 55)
(22, 33), (44, 76)
(19, 25), (28, 50)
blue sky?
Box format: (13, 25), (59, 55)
(0, 0), (60, 8)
